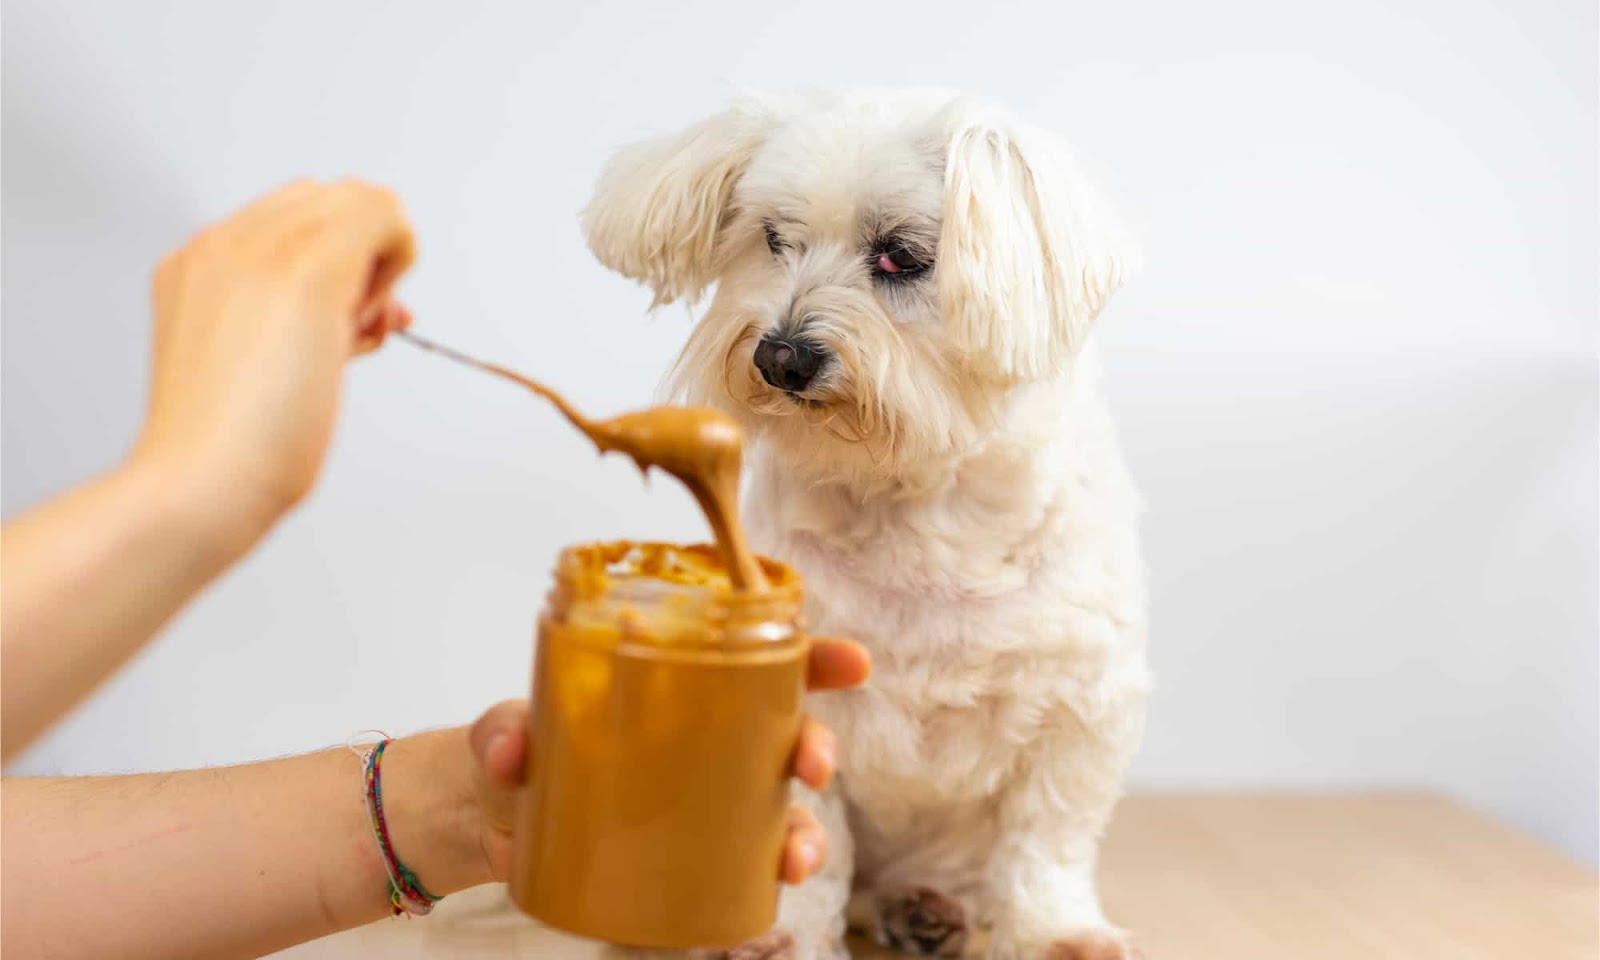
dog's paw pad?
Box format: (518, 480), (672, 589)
(1041, 929), (1142, 960)
(708, 930), (796, 960)
(876, 888), (968, 957)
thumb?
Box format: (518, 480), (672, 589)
(469, 700), (530, 788)
(353, 298), (412, 356)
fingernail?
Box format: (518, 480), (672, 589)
(813, 738), (836, 785)
(799, 837), (821, 871)
(485, 731), (511, 760)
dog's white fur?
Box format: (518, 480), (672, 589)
(585, 90), (1150, 960)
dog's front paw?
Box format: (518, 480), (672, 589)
(706, 930), (797, 960)
(875, 888), (969, 958)
(1039, 929), (1142, 960)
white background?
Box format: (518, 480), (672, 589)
(3, 0), (1595, 864)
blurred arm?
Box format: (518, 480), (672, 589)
(0, 458), (276, 760)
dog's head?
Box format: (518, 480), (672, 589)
(584, 90), (1137, 489)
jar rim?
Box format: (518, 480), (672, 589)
(556, 541), (798, 596)
(550, 540), (803, 623)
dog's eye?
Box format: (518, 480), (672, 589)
(763, 222), (785, 256)
(872, 240), (928, 279)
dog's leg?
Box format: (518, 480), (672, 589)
(984, 706), (1144, 960)
(706, 783), (854, 960)
(846, 817), (986, 959)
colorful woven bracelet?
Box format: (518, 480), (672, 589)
(361, 738), (443, 917)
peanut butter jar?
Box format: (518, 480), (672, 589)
(510, 541), (808, 949)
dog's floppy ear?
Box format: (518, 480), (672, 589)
(939, 102), (1139, 381)
(583, 96), (780, 307)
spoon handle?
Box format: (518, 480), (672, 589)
(395, 329), (498, 377)
(394, 330), (595, 432)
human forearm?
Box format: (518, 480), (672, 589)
(0, 457), (277, 760)
(1, 180), (416, 763)
(0, 727), (489, 960)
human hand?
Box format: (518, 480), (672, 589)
(466, 637), (872, 885)
(133, 180), (416, 545)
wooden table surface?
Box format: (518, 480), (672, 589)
(271, 793), (1598, 960)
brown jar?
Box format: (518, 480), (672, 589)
(509, 541), (807, 949)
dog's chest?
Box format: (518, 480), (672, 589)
(784, 535), (1068, 804)
(742, 442), (1130, 804)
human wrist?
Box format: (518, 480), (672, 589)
(118, 446), (290, 564)
(376, 729), (494, 898)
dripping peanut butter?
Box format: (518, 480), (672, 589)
(397, 332), (801, 946)
(399, 331), (766, 589)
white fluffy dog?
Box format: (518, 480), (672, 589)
(584, 90), (1150, 960)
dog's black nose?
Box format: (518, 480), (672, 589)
(753, 336), (824, 393)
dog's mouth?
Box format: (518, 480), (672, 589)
(732, 352), (883, 453)
(750, 384), (830, 415)
(741, 373), (840, 421)
(716, 325), (904, 463)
